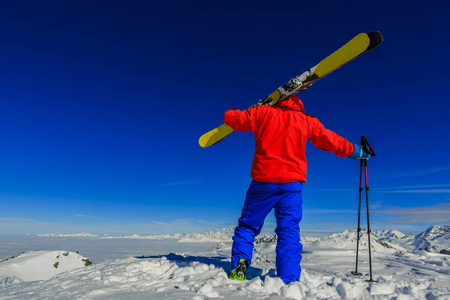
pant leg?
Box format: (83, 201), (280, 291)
(273, 182), (303, 283)
(231, 181), (280, 269)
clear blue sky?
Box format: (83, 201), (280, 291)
(0, 0), (449, 235)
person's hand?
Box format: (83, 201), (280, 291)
(349, 144), (371, 160)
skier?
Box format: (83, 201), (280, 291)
(224, 95), (370, 283)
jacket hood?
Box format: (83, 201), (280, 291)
(278, 95), (305, 112)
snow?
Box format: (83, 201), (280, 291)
(0, 226), (449, 299)
(0, 251), (91, 282)
(411, 225), (450, 252)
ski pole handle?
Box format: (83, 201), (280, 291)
(360, 136), (376, 157)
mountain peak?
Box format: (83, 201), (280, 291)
(413, 225), (450, 252)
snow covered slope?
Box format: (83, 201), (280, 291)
(304, 229), (402, 252)
(0, 251), (91, 282)
(0, 227), (449, 299)
(0, 239), (449, 299)
(410, 225), (450, 253)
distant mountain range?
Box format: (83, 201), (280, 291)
(301, 226), (449, 254)
(37, 225), (450, 255)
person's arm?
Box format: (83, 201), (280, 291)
(308, 117), (355, 158)
(223, 108), (257, 132)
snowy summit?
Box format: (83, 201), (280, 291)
(0, 226), (449, 299)
(0, 251), (91, 282)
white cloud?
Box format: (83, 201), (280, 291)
(151, 221), (167, 225)
(377, 184), (450, 190)
(161, 180), (203, 186)
(376, 203), (450, 224)
(78, 218), (234, 236)
(75, 215), (100, 219)
(374, 184), (450, 194)
(0, 217), (35, 222)
(307, 209), (356, 214)
(0, 217), (61, 233)
(381, 189), (450, 194)
(381, 165), (450, 178)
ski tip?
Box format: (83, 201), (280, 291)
(366, 31), (383, 51)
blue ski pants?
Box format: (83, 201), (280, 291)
(231, 180), (303, 283)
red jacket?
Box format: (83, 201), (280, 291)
(223, 95), (355, 183)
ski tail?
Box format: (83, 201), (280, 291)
(199, 31), (383, 148)
(198, 124), (234, 148)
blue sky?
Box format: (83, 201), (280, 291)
(0, 0), (449, 235)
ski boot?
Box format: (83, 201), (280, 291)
(228, 258), (249, 281)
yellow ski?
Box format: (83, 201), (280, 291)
(199, 31), (383, 148)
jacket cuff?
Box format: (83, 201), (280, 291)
(348, 144), (360, 159)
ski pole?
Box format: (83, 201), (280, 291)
(364, 157), (376, 282)
(351, 158), (364, 276)
(351, 136), (377, 282)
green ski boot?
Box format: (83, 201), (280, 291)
(228, 258), (249, 281)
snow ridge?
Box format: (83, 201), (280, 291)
(0, 251), (91, 282)
(411, 225), (450, 253)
